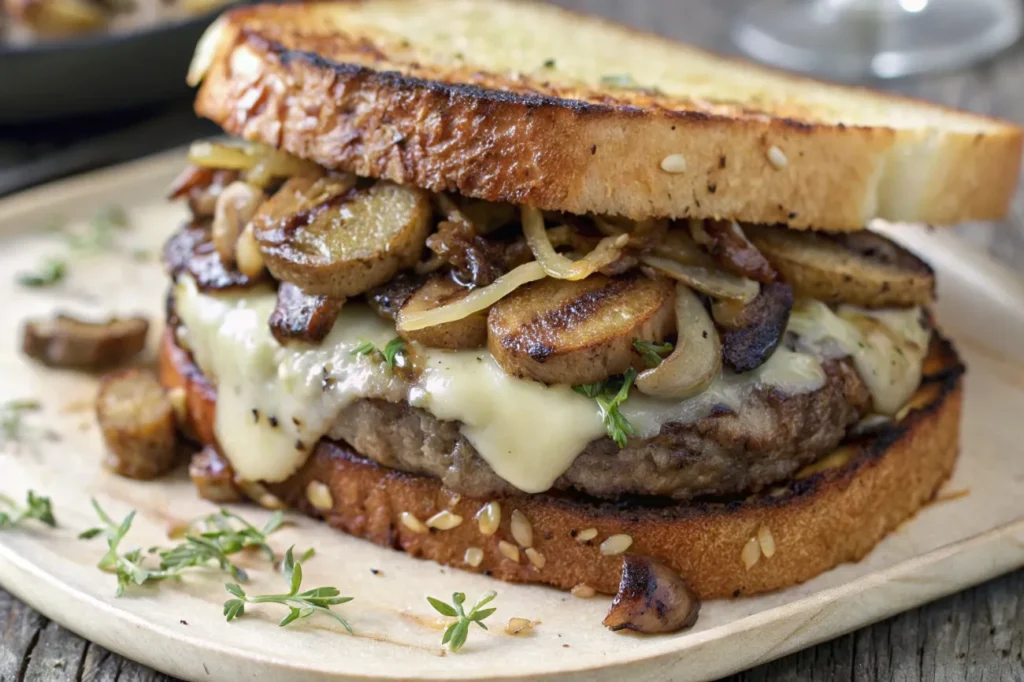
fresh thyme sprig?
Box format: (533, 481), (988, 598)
(1, 399), (41, 443)
(573, 368), (637, 448)
(78, 499), (180, 597)
(427, 590), (497, 652)
(173, 508), (285, 564)
(0, 399), (56, 450)
(351, 337), (407, 371)
(0, 490), (56, 529)
(15, 205), (133, 288)
(16, 258), (66, 288)
(64, 205), (130, 254)
(223, 546), (353, 632)
(633, 338), (674, 368)
(80, 502), (286, 596)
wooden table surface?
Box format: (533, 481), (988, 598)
(2, 1), (1023, 680)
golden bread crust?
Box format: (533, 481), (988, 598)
(192, 1), (1021, 229)
(160, 327), (964, 599)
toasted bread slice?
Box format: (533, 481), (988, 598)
(190, 0), (1022, 230)
(160, 326), (963, 599)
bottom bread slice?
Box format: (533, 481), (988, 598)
(159, 328), (964, 599)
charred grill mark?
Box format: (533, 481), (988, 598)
(505, 277), (634, 354)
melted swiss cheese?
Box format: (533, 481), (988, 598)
(173, 277), (929, 493)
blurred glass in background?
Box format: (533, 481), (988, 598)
(732, 0), (1023, 80)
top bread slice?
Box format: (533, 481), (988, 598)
(190, 0), (1023, 230)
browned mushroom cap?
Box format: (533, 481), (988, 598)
(603, 555), (701, 634)
(713, 282), (794, 373)
(745, 224), (934, 307)
(22, 314), (149, 369)
(268, 283), (345, 345)
(96, 369), (180, 480)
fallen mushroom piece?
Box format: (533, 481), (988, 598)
(691, 219), (777, 283)
(189, 445), (242, 503)
(488, 272), (676, 385)
(603, 555), (701, 634)
(745, 224), (934, 307)
(396, 273), (488, 350)
(635, 284), (721, 399)
(268, 282), (345, 345)
(22, 314), (149, 369)
(254, 176), (432, 298)
(96, 369), (180, 480)
(713, 282), (794, 373)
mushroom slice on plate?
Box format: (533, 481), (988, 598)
(713, 282), (794, 373)
(22, 314), (149, 369)
(96, 369), (180, 481)
(253, 175), (433, 298)
(487, 272), (675, 385)
(745, 225), (934, 307)
(396, 273), (488, 350)
(603, 555), (701, 634)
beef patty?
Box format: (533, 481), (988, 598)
(166, 226), (872, 501)
(326, 359), (870, 500)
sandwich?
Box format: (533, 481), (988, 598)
(160, 0), (1022, 601)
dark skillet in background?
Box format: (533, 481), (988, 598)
(0, 10), (224, 124)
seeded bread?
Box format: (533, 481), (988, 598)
(189, 0), (1022, 231)
(160, 328), (963, 599)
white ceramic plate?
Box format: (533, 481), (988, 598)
(0, 150), (1022, 682)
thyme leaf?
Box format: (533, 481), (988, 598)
(0, 490), (56, 529)
(633, 338), (674, 368)
(573, 368), (637, 448)
(223, 546), (353, 632)
(427, 590), (497, 652)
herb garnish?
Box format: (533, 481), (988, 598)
(16, 258), (66, 288)
(427, 590), (497, 652)
(350, 337), (407, 370)
(15, 205), (133, 288)
(0, 490), (56, 529)
(64, 204), (130, 253)
(633, 339), (674, 368)
(1, 399), (42, 444)
(80, 501), (286, 596)
(573, 368), (637, 448)
(224, 546), (353, 632)
(79, 500), (176, 597)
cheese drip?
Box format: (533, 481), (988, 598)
(173, 277), (928, 493)
(787, 300), (930, 415)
